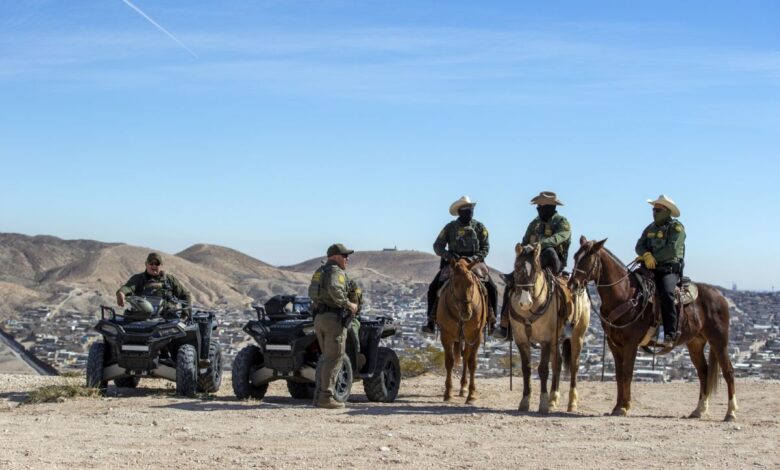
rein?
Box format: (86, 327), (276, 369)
(577, 252), (652, 330)
(444, 268), (485, 349)
(507, 268), (557, 339)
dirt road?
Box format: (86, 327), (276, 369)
(1, 373), (777, 469)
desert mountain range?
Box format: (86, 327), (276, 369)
(0, 233), (491, 319)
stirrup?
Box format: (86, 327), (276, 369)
(492, 326), (509, 341)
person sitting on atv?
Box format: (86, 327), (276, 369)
(422, 196), (498, 335)
(116, 252), (192, 318)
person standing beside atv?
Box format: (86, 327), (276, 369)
(308, 243), (360, 409)
(116, 252), (192, 316)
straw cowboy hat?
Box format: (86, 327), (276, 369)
(530, 191), (564, 206)
(647, 194), (680, 217)
(449, 196), (477, 216)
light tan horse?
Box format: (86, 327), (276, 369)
(437, 258), (488, 404)
(507, 243), (585, 413)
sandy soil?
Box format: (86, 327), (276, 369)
(0, 373), (777, 469)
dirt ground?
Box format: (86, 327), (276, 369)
(0, 373), (777, 469)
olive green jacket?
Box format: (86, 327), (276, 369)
(117, 272), (192, 304)
(433, 219), (490, 261)
(522, 213), (572, 265)
(635, 218), (686, 265)
(308, 260), (351, 311)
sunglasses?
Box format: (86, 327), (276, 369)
(148, 261), (161, 266)
(341, 254), (349, 259)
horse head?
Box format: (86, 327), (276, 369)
(511, 242), (543, 310)
(569, 235), (607, 291)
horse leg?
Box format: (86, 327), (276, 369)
(466, 344), (479, 405)
(711, 340), (737, 422)
(549, 341), (562, 411)
(538, 342), (551, 414)
(618, 346), (638, 415)
(444, 343), (454, 402)
(459, 344), (468, 397)
(568, 334), (584, 412)
(686, 337), (709, 419)
(518, 342), (532, 412)
(610, 345), (627, 416)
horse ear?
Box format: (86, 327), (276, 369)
(592, 238), (608, 252)
(579, 235), (588, 246)
(449, 258), (457, 268)
(515, 243), (523, 255)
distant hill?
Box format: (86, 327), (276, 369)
(0, 233), (510, 320)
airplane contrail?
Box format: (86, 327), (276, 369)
(120, 0), (199, 59)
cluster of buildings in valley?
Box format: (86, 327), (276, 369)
(1, 286), (778, 383)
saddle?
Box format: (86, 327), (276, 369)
(675, 277), (698, 306)
(437, 262), (491, 297)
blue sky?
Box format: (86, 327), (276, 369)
(1, 1), (778, 290)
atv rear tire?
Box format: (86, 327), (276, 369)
(114, 376), (140, 389)
(86, 342), (108, 392)
(287, 381), (316, 399)
(232, 345), (269, 400)
(363, 347), (400, 402)
(315, 354), (352, 403)
(176, 344), (198, 397)
(197, 340), (223, 394)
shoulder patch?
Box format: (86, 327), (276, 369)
(674, 224), (683, 233)
(483, 228), (488, 237)
(560, 220), (571, 231)
(338, 274), (346, 285)
(311, 272), (321, 282)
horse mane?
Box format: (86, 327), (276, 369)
(600, 246), (627, 270)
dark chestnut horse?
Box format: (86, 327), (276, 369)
(569, 236), (737, 421)
(437, 258), (488, 404)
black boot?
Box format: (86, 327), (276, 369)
(492, 325), (509, 341)
(421, 319), (436, 335)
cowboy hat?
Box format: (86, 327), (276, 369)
(530, 191), (564, 206)
(449, 196), (477, 216)
(646, 194), (680, 217)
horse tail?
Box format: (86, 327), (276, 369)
(706, 346), (720, 396)
(561, 338), (572, 373)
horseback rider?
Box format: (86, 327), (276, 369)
(422, 196), (498, 335)
(635, 195), (686, 347)
(495, 191), (571, 340)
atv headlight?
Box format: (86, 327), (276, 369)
(99, 324), (119, 336)
(302, 325), (315, 336)
(249, 323), (267, 336)
(155, 325), (183, 338)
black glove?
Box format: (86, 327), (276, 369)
(446, 251), (461, 261)
(522, 245), (534, 255)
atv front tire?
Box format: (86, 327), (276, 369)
(86, 342), (108, 392)
(176, 344), (198, 397)
(315, 354), (352, 403)
(232, 345), (269, 400)
(363, 347), (400, 402)
(197, 340), (223, 394)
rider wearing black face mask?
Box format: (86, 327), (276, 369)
(494, 191), (572, 340)
(422, 196), (498, 335)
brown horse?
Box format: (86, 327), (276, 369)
(437, 258), (488, 404)
(507, 243), (587, 413)
(569, 236), (737, 421)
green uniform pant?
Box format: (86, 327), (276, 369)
(314, 312), (346, 400)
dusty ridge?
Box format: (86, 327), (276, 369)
(0, 373), (777, 469)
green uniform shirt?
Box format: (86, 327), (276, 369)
(117, 272), (192, 304)
(521, 213), (572, 265)
(308, 260), (351, 311)
(635, 218), (686, 265)
(433, 219), (490, 261)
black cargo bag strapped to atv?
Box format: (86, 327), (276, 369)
(85, 295), (223, 397)
(232, 294), (401, 403)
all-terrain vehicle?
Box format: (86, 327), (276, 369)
(86, 295), (222, 397)
(232, 294), (401, 403)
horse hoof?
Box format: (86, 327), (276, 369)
(567, 404), (578, 413)
(466, 398), (477, 405)
(459, 389), (466, 397)
(444, 396), (451, 402)
(518, 398), (530, 412)
(724, 413), (737, 423)
(611, 408), (628, 417)
(688, 410), (702, 419)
